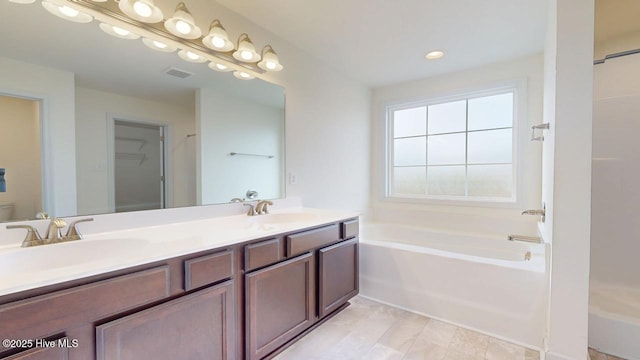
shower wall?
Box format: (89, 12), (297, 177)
(591, 33), (640, 288)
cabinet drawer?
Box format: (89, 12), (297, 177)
(184, 250), (234, 291)
(244, 238), (281, 271)
(0, 266), (169, 347)
(341, 219), (359, 239)
(286, 224), (340, 257)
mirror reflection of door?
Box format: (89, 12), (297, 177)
(0, 94), (42, 222)
(113, 119), (165, 213)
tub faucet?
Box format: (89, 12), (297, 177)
(508, 235), (542, 244)
(521, 204), (546, 222)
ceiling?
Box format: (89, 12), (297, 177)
(6, 0), (638, 102)
(215, 0), (548, 87)
(0, 0), (549, 102)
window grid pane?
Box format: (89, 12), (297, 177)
(390, 91), (514, 200)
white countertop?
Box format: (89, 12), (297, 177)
(0, 207), (358, 298)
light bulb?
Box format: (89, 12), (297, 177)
(186, 51), (199, 60)
(215, 63), (227, 70)
(153, 41), (167, 49)
(239, 72), (250, 78)
(133, 1), (152, 17)
(211, 36), (225, 49)
(112, 26), (130, 36)
(175, 20), (191, 35)
(59, 5), (79, 17)
(241, 50), (253, 61)
(266, 61), (277, 70)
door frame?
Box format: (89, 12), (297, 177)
(0, 89), (50, 216)
(106, 113), (172, 212)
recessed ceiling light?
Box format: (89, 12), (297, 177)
(425, 50), (445, 60)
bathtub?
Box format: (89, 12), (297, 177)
(589, 282), (640, 360)
(359, 222), (547, 348)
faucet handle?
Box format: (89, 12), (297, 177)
(243, 203), (257, 216)
(65, 218), (94, 240)
(6, 224), (44, 247)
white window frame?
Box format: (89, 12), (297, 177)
(384, 79), (527, 208)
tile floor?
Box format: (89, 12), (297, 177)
(588, 348), (626, 360)
(274, 296), (540, 360)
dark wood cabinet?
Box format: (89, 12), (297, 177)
(4, 340), (69, 360)
(245, 253), (315, 360)
(1, 217), (359, 360)
(318, 238), (359, 317)
(96, 280), (234, 360)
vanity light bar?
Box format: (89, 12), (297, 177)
(34, 0), (282, 79)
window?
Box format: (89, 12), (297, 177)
(387, 89), (517, 203)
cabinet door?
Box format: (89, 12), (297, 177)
(96, 281), (234, 360)
(245, 253), (314, 360)
(318, 238), (359, 318)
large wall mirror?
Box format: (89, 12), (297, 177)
(0, 0), (285, 222)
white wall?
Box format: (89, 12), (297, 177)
(75, 86), (195, 215)
(156, 0), (372, 213)
(0, 95), (41, 220)
(0, 56), (76, 218)
(197, 87), (284, 204)
(590, 34), (640, 288)
(370, 55), (543, 236)
(543, 0), (594, 359)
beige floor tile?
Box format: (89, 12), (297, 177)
(448, 327), (490, 358)
(276, 297), (545, 360)
(365, 343), (405, 360)
(377, 313), (429, 353)
(416, 319), (458, 348)
(443, 349), (484, 360)
(403, 338), (449, 360)
(589, 348), (608, 360)
(524, 348), (540, 360)
(485, 338), (525, 360)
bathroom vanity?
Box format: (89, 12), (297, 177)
(0, 210), (359, 360)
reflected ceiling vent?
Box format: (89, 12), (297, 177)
(164, 67), (193, 79)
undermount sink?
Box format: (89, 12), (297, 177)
(0, 238), (149, 273)
(247, 213), (319, 225)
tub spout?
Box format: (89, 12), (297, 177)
(508, 235), (542, 244)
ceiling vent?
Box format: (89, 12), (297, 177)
(164, 67), (193, 79)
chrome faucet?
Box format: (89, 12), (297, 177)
(255, 200), (273, 215)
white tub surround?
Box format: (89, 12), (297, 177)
(589, 282), (640, 360)
(359, 222), (546, 349)
(0, 205), (358, 297)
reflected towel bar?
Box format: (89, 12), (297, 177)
(229, 152), (274, 159)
